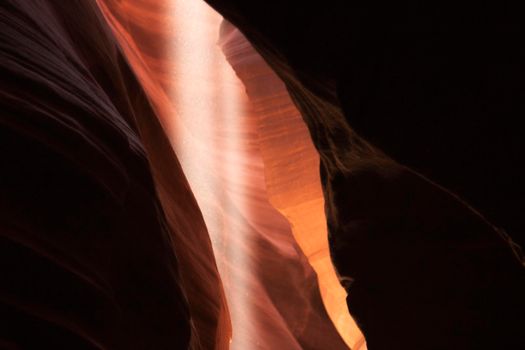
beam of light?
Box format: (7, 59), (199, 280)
(96, 0), (362, 348)
(169, 1), (251, 347)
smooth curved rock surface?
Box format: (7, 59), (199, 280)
(3, 0), (525, 349)
(1, 1), (226, 348)
(97, 0), (351, 348)
(203, 1), (525, 349)
(218, 21), (364, 349)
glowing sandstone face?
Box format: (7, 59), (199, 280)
(97, 0), (363, 348)
(219, 23), (364, 349)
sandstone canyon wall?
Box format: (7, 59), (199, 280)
(2, 1), (525, 350)
(1, 1), (227, 348)
(203, 1), (525, 349)
(96, 0), (355, 348)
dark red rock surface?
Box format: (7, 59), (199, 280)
(203, 1), (525, 349)
(2, 0), (525, 349)
(0, 1), (226, 348)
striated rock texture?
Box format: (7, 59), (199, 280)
(3, 0), (524, 349)
(97, 0), (352, 348)
(203, 1), (525, 349)
(218, 21), (364, 349)
(0, 1), (227, 348)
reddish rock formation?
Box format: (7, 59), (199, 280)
(3, 0), (524, 349)
(1, 1), (224, 348)
(203, 1), (525, 349)
(97, 0), (352, 348)
(219, 21), (364, 348)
